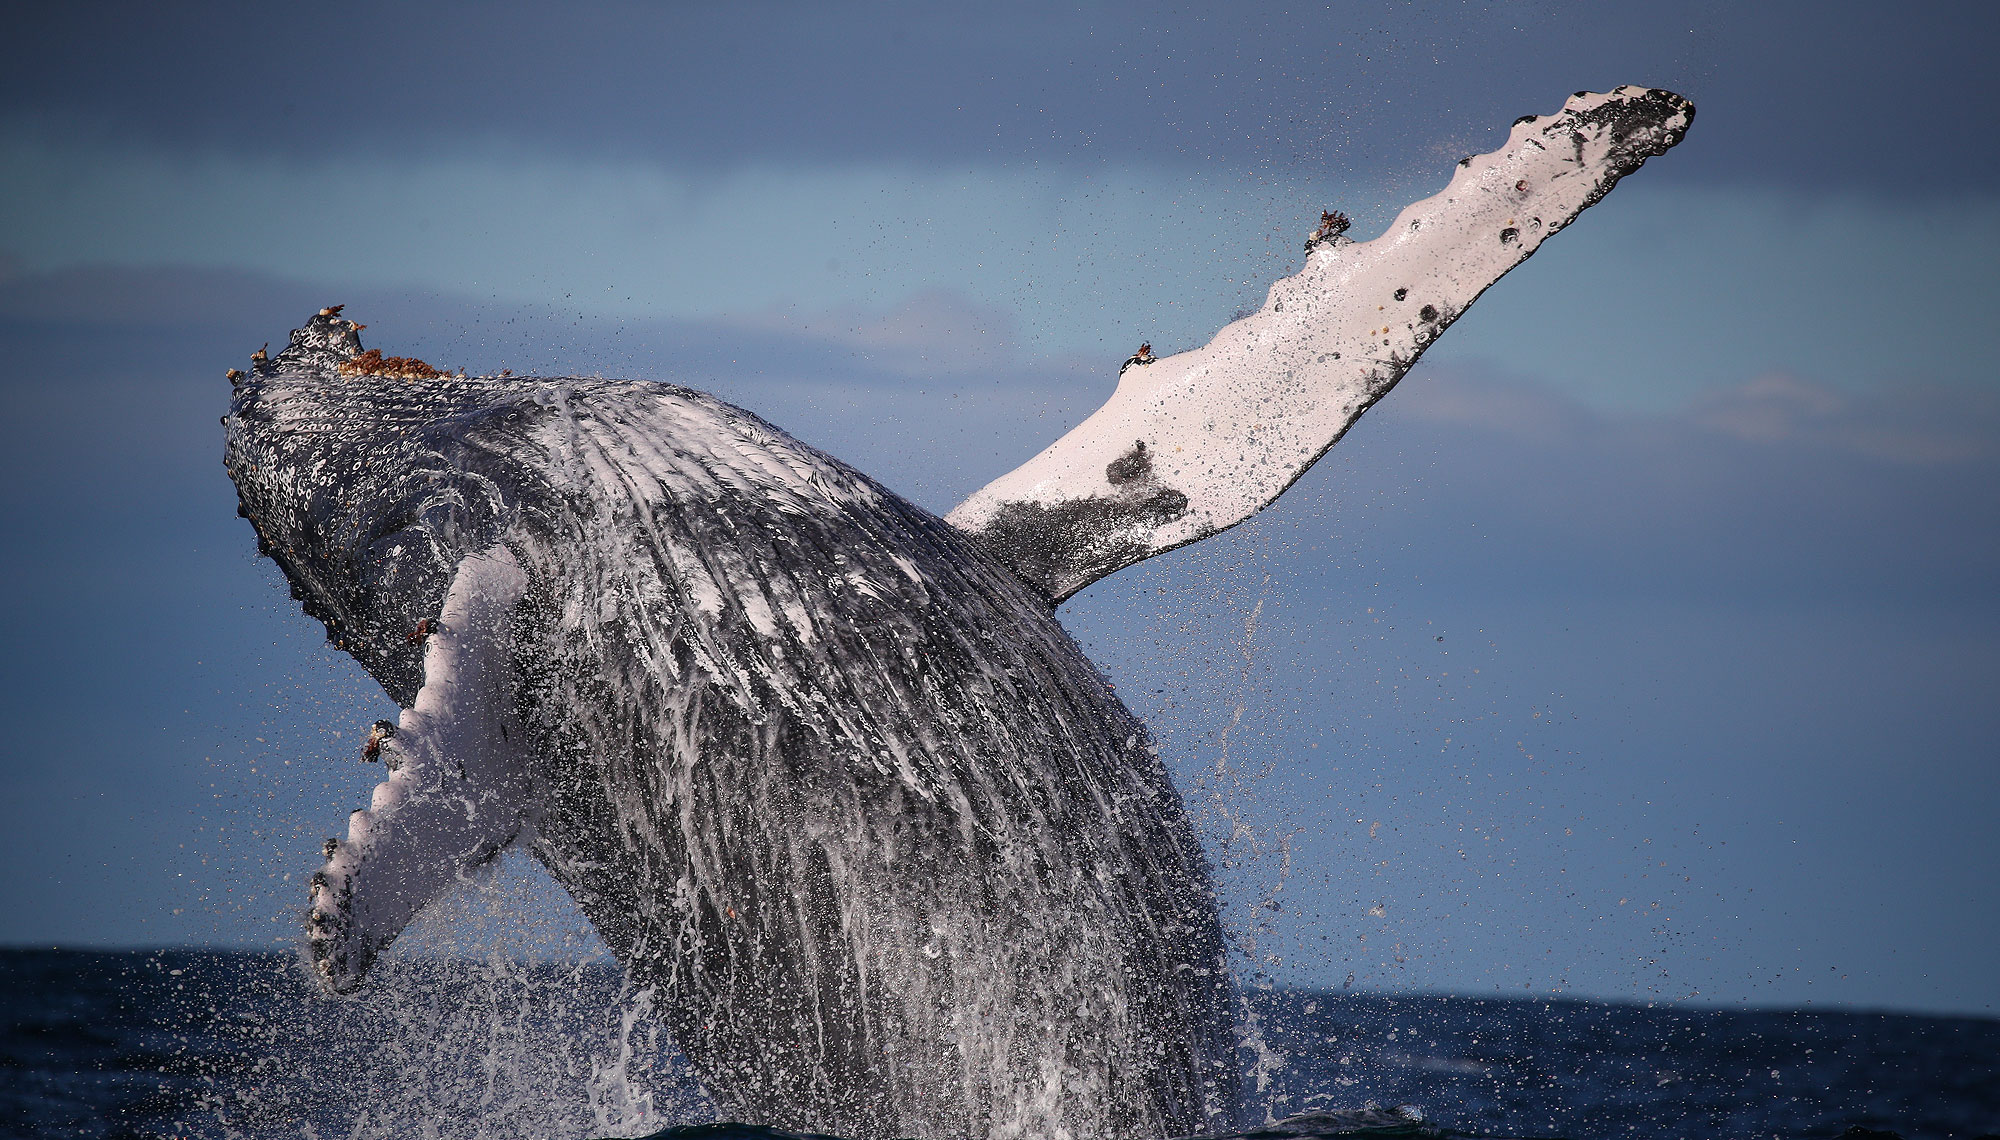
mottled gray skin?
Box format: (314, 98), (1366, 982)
(225, 314), (1238, 1139)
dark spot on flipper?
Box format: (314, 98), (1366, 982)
(1500, 227), (1520, 245)
(977, 433), (1192, 597)
(1419, 305), (1438, 323)
(974, 486), (1191, 604)
(1393, 288), (1408, 302)
(1105, 441), (1151, 486)
(1559, 88), (1696, 169)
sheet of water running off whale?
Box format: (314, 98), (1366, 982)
(221, 87), (1691, 1140)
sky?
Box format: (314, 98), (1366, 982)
(1, 1), (1995, 1018)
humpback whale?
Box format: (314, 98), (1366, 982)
(223, 89), (1691, 1139)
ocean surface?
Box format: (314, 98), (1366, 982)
(4, 949), (1996, 1140)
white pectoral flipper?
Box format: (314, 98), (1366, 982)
(308, 545), (535, 993)
(947, 87), (1693, 603)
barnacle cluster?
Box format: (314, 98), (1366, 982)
(339, 347), (450, 381)
(1305, 209), (1352, 251)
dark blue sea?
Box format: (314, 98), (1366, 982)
(4, 949), (1995, 1140)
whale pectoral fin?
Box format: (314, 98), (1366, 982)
(308, 545), (535, 993)
(946, 87), (1693, 603)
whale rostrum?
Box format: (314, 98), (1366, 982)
(223, 88), (1691, 1139)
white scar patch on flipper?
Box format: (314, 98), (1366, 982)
(308, 544), (534, 993)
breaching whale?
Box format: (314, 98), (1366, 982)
(223, 89), (1691, 1139)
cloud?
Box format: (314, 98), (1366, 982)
(0, 124), (1320, 358)
(11, 106), (1999, 423)
(0, 259), (1023, 380)
(1690, 373), (1998, 466)
(1403, 363), (1999, 469)
(6, 4), (1996, 197)
(722, 289), (1019, 378)
(1691, 372), (1848, 442)
(1389, 365), (1595, 446)
(1340, 361), (2000, 605)
(0, 262), (324, 329)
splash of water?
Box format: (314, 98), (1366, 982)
(194, 852), (708, 1140)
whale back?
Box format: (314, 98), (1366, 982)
(492, 382), (1238, 1138)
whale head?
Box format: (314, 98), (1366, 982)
(224, 310), (520, 705)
